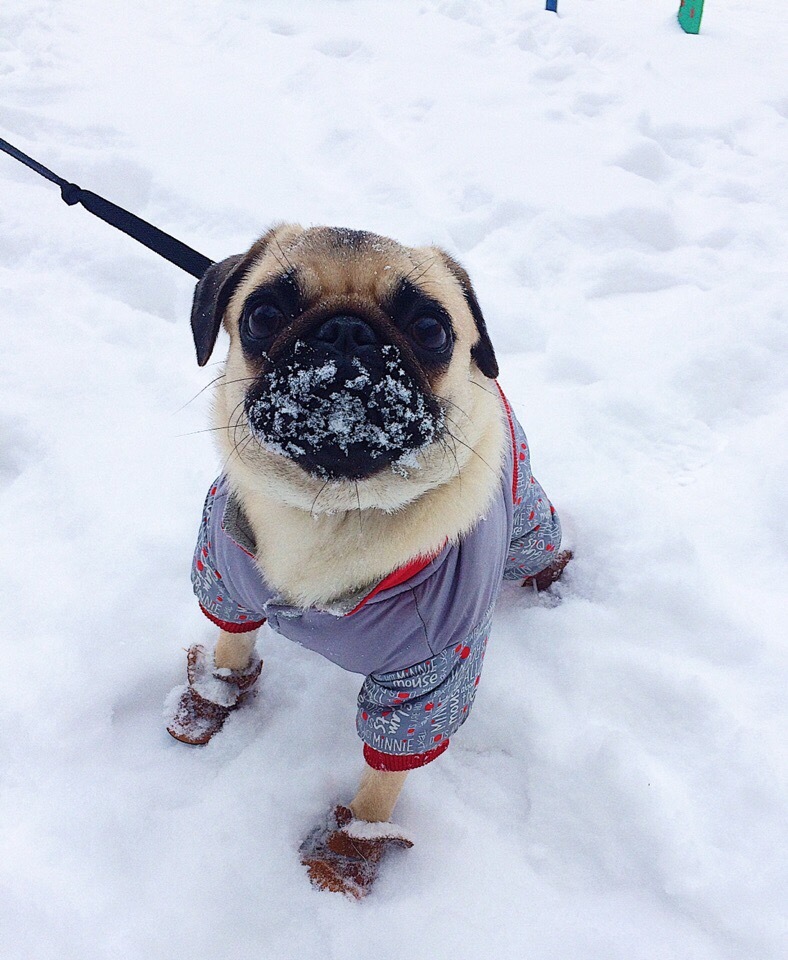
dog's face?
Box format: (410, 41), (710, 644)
(191, 224), (499, 513)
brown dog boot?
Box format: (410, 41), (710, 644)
(166, 644), (263, 745)
(523, 549), (573, 592)
(300, 805), (413, 899)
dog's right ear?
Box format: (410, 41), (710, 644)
(191, 228), (285, 365)
(190, 254), (246, 366)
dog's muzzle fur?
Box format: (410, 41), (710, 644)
(243, 314), (446, 481)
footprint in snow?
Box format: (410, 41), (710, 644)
(613, 140), (672, 182)
(315, 38), (366, 59)
(0, 415), (41, 485)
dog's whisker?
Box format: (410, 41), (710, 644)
(273, 236), (297, 274)
(174, 425), (236, 438)
(445, 429), (497, 478)
(468, 378), (497, 397)
(221, 414), (254, 472)
(271, 238), (300, 281)
(354, 481), (364, 535)
(234, 434), (256, 466)
(444, 416), (474, 451)
(230, 404), (250, 457)
(174, 374), (261, 422)
(443, 411), (471, 437)
(403, 255), (437, 286)
(210, 376), (260, 389)
(436, 434), (462, 483)
(182, 398), (250, 437)
(438, 395), (471, 423)
(445, 431), (463, 481)
(446, 417), (467, 458)
(310, 479), (331, 518)
(173, 374), (227, 413)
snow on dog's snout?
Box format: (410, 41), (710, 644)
(244, 342), (445, 480)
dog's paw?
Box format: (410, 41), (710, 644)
(186, 644), (263, 707)
(165, 685), (231, 745)
(165, 644), (264, 745)
(299, 805), (413, 899)
(522, 549), (573, 592)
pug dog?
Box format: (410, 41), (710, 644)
(165, 224), (570, 898)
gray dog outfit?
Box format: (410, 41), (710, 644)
(192, 388), (561, 770)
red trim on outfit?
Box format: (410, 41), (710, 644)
(494, 381), (518, 504)
(363, 739), (450, 771)
(345, 544), (445, 616)
(199, 604), (265, 633)
(220, 520), (256, 558)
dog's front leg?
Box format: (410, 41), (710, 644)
(350, 767), (408, 823)
(166, 628), (263, 744)
(214, 628), (258, 671)
(301, 767), (413, 899)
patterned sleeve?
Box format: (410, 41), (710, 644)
(356, 608), (493, 771)
(503, 416), (562, 581)
(191, 481), (267, 633)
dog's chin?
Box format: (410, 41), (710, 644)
(243, 341), (446, 487)
(232, 436), (458, 515)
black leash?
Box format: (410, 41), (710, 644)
(0, 136), (213, 279)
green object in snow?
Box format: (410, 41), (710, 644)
(678, 0), (704, 34)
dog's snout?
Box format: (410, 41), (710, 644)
(315, 315), (378, 355)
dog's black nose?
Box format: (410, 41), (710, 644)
(315, 315), (378, 355)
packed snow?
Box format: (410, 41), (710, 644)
(1, 2), (786, 958)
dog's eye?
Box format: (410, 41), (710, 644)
(246, 302), (285, 341)
(409, 316), (449, 353)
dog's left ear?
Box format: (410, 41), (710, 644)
(437, 251), (499, 380)
(190, 254), (246, 366)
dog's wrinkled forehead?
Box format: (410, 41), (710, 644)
(235, 225), (422, 310)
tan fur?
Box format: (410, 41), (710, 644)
(349, 768), (409, 823)
(214, 628), (257, 671)
(211, 224), (505, 607)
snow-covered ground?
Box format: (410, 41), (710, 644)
(1, 1), (786, 957)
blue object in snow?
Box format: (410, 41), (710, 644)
(546, 0), (557, 11)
